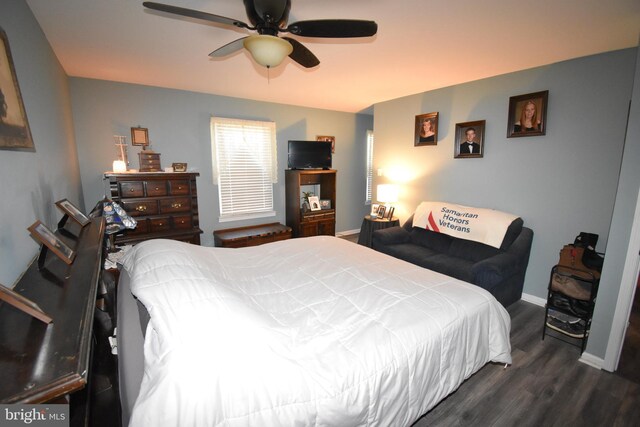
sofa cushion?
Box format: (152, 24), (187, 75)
(419, 254), (475, 284)
(448, 238), (501, 263)
(409, 228), (452, 253)
(500, 217), (524, 250)
(377, 243), (440, 267)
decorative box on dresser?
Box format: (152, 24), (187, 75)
(285, 169), (337, 238)
(104, 172), (203, 245)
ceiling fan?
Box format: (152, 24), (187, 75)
(142, 0), (378, 68)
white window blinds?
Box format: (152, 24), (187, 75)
(211, 117), (277, 221)
(365, 130), (374, 204)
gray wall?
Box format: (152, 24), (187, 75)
(69, 78), (373, 246)
(373, 49), (637, 358)
(0, 0), (83, 286)
(591, 44), (640, 359)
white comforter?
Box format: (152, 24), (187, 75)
(121, 237), (511, 427)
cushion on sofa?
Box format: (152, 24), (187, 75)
(378, 243), (440, 267)
(448, 238), (500, 263)
(499, 217), (524, 250)
(419, 254), (475, 284)
(409, 228), (452, 253)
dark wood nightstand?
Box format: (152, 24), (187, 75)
(357, 215), (400, 248)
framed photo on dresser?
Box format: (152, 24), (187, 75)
(55, 199), (90, 227)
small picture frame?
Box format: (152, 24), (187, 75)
(415, 112), (439, 146)
(386, 206), (395, 220)
(316, 135), (335, 153)
(0, 283), (52, 324)
(320, 199), (332, 210)
(377, 205), (387, 219)
(172, 162), (187, 172)
(507, 90), (548, 138)
(28, 220), (76, 265)
(308, 196), (321, 211)
(455, 120), (485, 158)
(55, 199), (90, 227)
(131, 126), (149, 146)
(370, 203), (380, 218)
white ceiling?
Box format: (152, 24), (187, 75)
(26, 0), (640, 113)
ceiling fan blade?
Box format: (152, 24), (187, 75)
(282, 37), (319, 68)
(286, 19), (378, 38)
(143, 2), (251, 30)
(209, 37), (249, 58)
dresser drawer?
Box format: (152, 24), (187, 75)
(146, 181), (168, 196)
(127, 218), (150, 235)
(300, 175), (319, 185)
(150, 217), (171, 233)
(120, 181), (144, 198)
(169, 180), (190, 196)
(121, 199), (159, 216)
(159, 197), (191, 214)
(173, 215), (193, 230)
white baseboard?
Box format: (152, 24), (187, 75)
(579, 352), (604, 370)
(336, 229), (360, 237)
(521, 293), (546, 307)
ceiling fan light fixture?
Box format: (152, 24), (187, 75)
(243, 35), (293, 68)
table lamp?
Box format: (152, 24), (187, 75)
(377, 184), (398, 219)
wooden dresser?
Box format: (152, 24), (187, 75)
(104, 172), (202, 245)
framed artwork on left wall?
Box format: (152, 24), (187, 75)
(0, 28), (34, 151)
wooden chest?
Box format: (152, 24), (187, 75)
(138, 151), (162, 172)
(214, 223), (292, 248)
(104, 172), (202, 245)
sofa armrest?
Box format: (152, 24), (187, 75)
(471, 252), (520, 288)
(372, 226), (411, 246)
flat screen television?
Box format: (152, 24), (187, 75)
(287, 140), (332, 169)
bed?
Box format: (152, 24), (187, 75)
(117, 236), (511, 426)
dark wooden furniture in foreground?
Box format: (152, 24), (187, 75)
(214, 223), (292, 248)
(357, 215), (400, 248)
(104, 172), (202, 246)
(285, 169), (337, 237)
(0, 218), (104, 406)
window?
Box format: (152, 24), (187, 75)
(365, 130), (374, 204)
(211, 117), (277, 221)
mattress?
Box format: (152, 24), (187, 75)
(118, 236), (511, 426)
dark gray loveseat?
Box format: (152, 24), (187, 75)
(372, 215), (533, 307)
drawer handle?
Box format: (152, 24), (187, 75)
(129, 188), (135, 192)
(135, 205), (147, 212)
(180, 220), (185, 224)
(178, 186), (183, 190)
(171, 202), (182, 209)
(155, 186), (160, 190)
(158, 222), (163, 226)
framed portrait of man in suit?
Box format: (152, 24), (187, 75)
(455, 120), (485, 159)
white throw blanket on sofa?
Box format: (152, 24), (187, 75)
(413, 201), (518, 248)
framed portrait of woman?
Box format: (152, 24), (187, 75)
(507, 90), (548, 138)
(414, 112), (438, 146)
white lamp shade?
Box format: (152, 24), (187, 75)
(377, 184), (399, 203)
(113, 160), (127, 173)
(243, 35), (293, 68)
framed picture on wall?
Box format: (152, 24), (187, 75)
(455, 120), (485, 158)
(507, 90), (548, 138)
(316, 135), (335, 153)
(415, 112), (438, 146)
(0, 28), (35, 151)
